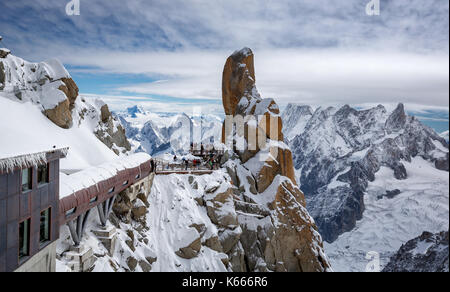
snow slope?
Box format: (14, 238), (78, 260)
(57, 172), (231, 272)
(142, 174), (228, 271)
(1, 51), (129, 171)
(324, 157), (449, 272)
(0, 96), (118, 170)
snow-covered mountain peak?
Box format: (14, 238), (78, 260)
(116, 109), (223, 157)
(286, 103), (448, 243)
(126, 105), (146, 118)
(385, 103), (407, 133)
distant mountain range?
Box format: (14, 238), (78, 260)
(114, 106), (223, 157)
(282, 103), (449, 271)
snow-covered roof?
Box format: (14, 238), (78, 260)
(0, 147), (69, 174)
(60, 153), (152, 199)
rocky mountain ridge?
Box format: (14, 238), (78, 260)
(283, 103), (449, 243)
(383, 231), (449, 272)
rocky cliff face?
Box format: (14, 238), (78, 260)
(0, 49), (131, 154)
(220, 48), (331, 272)
(285, 103), (449, 243)
(94, 102), (131, 155)
(383, 231), (449, 272)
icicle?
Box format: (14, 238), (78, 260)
(0, 147), (69, 173)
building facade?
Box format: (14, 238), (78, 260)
(0, 149), (66, 272)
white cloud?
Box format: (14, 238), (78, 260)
(2, 0), (448, 113)
(67, 48), (449, 110)
(81, 93), (224, 115)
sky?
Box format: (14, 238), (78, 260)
(0, 0), (448, 130)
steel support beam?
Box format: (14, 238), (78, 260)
(97, 195), (116, 227)
(67, 210), (92, 246)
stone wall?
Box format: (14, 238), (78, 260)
(14, 241), (57, 272)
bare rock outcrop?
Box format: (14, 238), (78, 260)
(222, 47), (255, 116)
(383, 231), (449, 272)
(44, 99), (73, 129)
(59, 77), (79, 110)
(43, 77), (78, 129)
(0, 48), (10, 59)
(175, 237), (202, 259)
(93, 103), (132, 155)
(0, 61), (5, 90)
(220, 48), (331, 272)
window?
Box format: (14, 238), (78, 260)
(19, 219), (30, 260)
(65, 207), (76, 217)
(37, 164), (49, 185)
(40, 208), (51, 244)
(89, 196), (98, 204)
(108, 187), (115, 194)
(21, 168), (32, 192)
(135, 174), (140, 179)
(122, 181), (129, 186)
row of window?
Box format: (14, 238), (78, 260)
(21, 164), (49, 193)
(18, 208), (51, 261)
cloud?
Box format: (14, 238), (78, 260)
(66, 48), (448, 110)
(81, 93), (224, 115)
(1, 0), (448, 113)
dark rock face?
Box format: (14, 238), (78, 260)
(0, 48), (10, 59)
(377, 189), (401, 200)
(435, 153), (449, 171)
(287, 103), (449, 243)
(383, 231), (449, 272)
(0, 61), (5, 90)
(385, 103), (407, 133)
